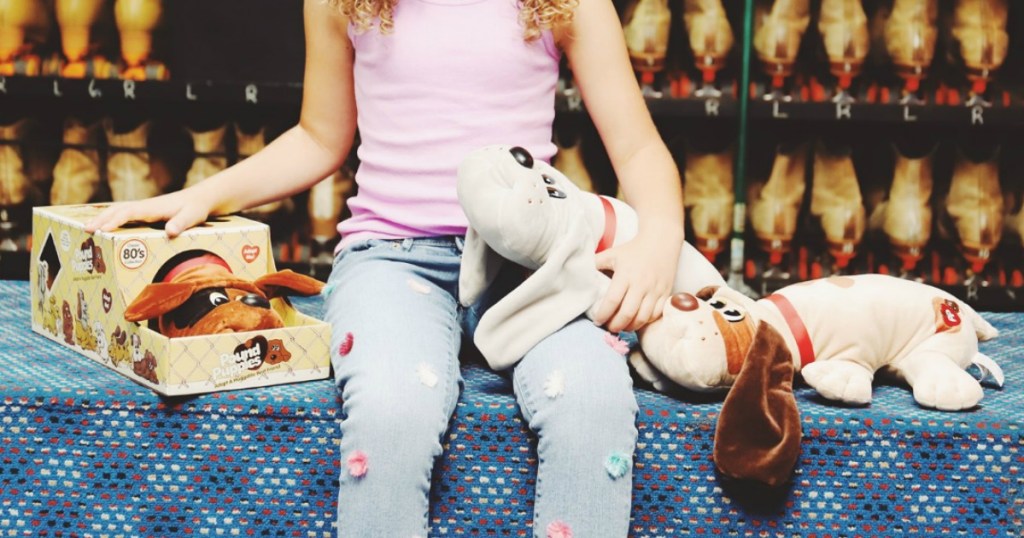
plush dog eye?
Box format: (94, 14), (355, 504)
(209, 292), (229, 307)
(721, 309), (745, 322)
(546, 186), (567, 199)
(510, 146), (534, 168)
(708, 299), (745, 322)
(542, 174), (555, 185)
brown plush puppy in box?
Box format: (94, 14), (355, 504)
(124, 253), (324, 337)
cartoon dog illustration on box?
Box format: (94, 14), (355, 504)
(74, 289), (97, 351)
(36, 260), (48, 313)
(265, 338), (292, 365)
(37, 261), (59, 337)
(62, 300), (75, 345)
(43, 295), (59, 337)
(131, 332), (158, 384)
(94, 320), (109, 363)
(109, 326), (132, 368)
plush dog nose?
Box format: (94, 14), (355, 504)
(241, 293), (270, 309)
(510, 146), (534, 169)
(670, 292), (700, 312)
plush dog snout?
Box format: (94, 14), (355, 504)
(510, 146), (534, 169)
(241, 293), (270, 309)
(671, 292), (700, 312)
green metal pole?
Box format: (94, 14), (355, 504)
(729, 0), (755, 291)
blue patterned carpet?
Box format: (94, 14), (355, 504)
(0, 279), (1021, 537)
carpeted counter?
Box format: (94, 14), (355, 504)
(0, 280), (1021, 537)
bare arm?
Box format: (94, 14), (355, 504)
(558, 0), (685, 332)
(87, 0), (357, 236)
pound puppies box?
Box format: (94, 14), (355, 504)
(30, 204), (332, 396)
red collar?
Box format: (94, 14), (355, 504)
(596, 196), (616, 254)
(764, 293), (816, 368)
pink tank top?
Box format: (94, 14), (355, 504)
(337, 0), (561, 248)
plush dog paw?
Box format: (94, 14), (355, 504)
(801, 361), (873, 405)
(911, 368), (984, 411)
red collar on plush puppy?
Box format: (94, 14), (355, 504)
(124, 256), (324, 337)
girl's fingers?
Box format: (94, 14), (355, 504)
(625, 293), (660, 332)
(84, 204), (125, 233)
(608, 285), (642, 333)
(593, 277), (627, 326)
(165, 206), (209, 238)
(87, 199), (180, 234)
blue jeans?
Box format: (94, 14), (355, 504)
(324, 236), (639, 538)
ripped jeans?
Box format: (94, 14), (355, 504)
(323, 236), (639, 538)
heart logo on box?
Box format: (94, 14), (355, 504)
(102, 289), (112, 313)
(242, 245), (260, 263)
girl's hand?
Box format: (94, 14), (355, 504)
(592, 223), (682, 333)
(84, 190), (213, 238)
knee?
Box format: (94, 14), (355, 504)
(564, 374), (638, 427)
(524, 361), (639, 436)
(342, 382), (456, 450)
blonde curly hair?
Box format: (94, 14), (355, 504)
(328, 0), (577, 41)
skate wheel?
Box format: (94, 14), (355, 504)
(947, 88), (960, 106)
(943, 267), (959, 286)
(866, 83), (878, 103)
(702, 68), (716, 85)
(810, 80), (826, 102)
(680, 75), (692, 98)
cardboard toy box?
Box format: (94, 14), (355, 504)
(29, 204), (332, 396)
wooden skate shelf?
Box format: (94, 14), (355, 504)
(1, 77), (742, 119)
(556, 88), (739, 118)
(747, 100), (1024, 127)
(5, 75), (1020, 128)
(0, 76), (302, 107)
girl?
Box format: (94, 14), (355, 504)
(87, 0), (695, 535)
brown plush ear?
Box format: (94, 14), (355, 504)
(696, 285), (721, 301)
(713, 321), (801, 488)
(254, 270), (325, 298)
(124, 282), (199, 322)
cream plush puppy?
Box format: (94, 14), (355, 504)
(458, 145), (725, 369)
(634, 274), (1003, 411)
